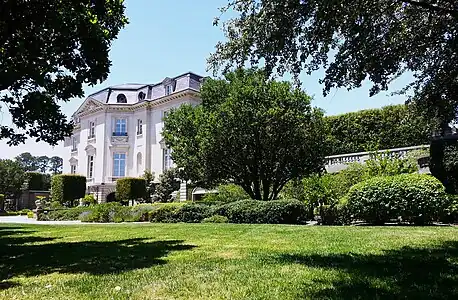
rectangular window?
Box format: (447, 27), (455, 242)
(137, 119), (143, 135)
(165, 85), (172, 96)
(71, 136), (77, 151)
(89, 121), (96, 138)
(71, 165), (77, 174)
(87, 155), (94, 179)
(114, 118), (127, 136)
(147, 86), (152, 99)
(113, 153), (126, 177)
(163, 148), (172, 171)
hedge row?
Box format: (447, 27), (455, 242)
(325, 104), (432, 155)
(38, 199), (308, 224)
(24, 172), (51, 190)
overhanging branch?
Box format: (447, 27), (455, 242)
(402, 0), (458, 17)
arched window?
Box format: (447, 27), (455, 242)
(138, 91), (146, 101)
(137, 152), (143, 174)
(117, 93), (127, 103)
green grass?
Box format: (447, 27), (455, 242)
(1, 224), (457, 299)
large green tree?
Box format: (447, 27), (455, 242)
(49, 156), (63, 175)
(163, 69), (326, 200)
(0, 159), (26, 205)
(0, 0), (128, 145)
(209, 1), (458, 129)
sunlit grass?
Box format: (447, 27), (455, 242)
(1, 223), (457, 299)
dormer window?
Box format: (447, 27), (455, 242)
(138, 91), (146, 101)
(117, 94), (127, 103)
(165, 85), (172, 96)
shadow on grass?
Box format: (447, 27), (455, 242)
(274, 241), (458, 299)
(0, 230), (196, 289)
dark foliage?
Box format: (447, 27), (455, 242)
(430, 135), (458, 194)
(115, 177), (147, 204)
(0, 1), (128, 145)
(24, 172), (50, 191)
(215, 199), (307, 224)
(50, 174), (86, 206)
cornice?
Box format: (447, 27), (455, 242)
(74, 89), (201, 117)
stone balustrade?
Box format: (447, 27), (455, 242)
(325, 145), (430, 173)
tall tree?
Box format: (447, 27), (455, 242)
(36, 156), (50, 173)
(209, 1), (458, 129)
(0, 0), (128, 145)
(0, 159), (26, 205)
(15, 152), (38, 172)
(163, 69), (326, 200)
(49, 156), (63, 175)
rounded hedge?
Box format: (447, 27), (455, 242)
(346, 174), (448, 225)
(215, 199), (307, 224)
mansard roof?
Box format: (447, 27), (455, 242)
(87, 71), (204, 100)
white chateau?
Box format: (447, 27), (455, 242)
(63, 72), (204, 202)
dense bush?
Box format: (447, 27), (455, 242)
(215, 199), (307, 224)
(82, 194), (97, 206)
(202, 215), (229, 223)
(325, 104), (432, 155)
(38, 206), (90, 221)
(0, 194), (4, 211)
(51, 175), (86, 206)
(201, 184), (249, 203)
(346, 174), (448, 225)
(280, 154), (422, 218)
(148, 203), (185, 222)
(173, 204), (213, 223)
(24, 172), (51, 190)
(430, 135), (458, 194)
(116, 177), (147, 204)
(79, 203), (129, 223)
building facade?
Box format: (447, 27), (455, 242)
(63, 72), (204, 202)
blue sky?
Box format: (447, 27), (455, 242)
(0, 0), (408, 159)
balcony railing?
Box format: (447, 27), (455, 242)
(325, 145), (430, 173)
(112, 132), (128, 136)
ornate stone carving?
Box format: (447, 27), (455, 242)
(111, 136), (129, 144)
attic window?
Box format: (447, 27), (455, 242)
(117, 94), (127, 103)
(165, 85), (172, 96)
(138, 91), (146, 101)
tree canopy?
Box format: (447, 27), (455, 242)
(0, 159), (25, 201)
(15, 152), (63, 174)
(0, 0), (128, 145)
(163, 68), (326, 200)
(209, 1), (458, 127)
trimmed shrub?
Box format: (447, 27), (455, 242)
(38, 207), (90, 221)
(202, 215), (229, 223)
(116, 177), (147, 204)
(347, 174), (448, 225)
(27, 211), (34, 218)
(173, 204), (213, 223)
(51, 175), (86, 206)
(82, 194), (97, 206)
(430, 135), (458, 194)
(216, 199), (307, 224)
(79, 203), (126, 223)
(24, 172), (50, 190)
(148, 203), (184, 222)
(202, 184), (249, 203)
(18, 209), (32, 216)
(325, 104), (432, 155)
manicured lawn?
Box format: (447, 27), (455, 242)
(1, 224), (457, 300)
